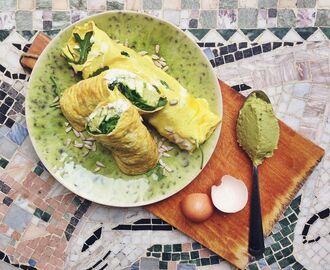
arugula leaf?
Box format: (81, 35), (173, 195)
(160, 80), (169, 89)
(109, 82), (167, 111)
(50, 76), (60, 96)
(90, 66), (109, 77)
(99, 115), (120, 134)
(146, 163), (166, 180)
(64, 31), (94, 65)
(120, 51), (130, 57)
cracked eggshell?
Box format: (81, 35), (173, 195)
(211, 175), (248, 213)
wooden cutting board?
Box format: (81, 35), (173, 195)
(23, 33), (324, 270)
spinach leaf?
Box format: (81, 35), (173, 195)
(160, 80), (169, 89)
(64, 31), (94, 65)
(90, 66), (109, 77)
(120, 51), (130, 57)
(98, 115), (120, 134)
(145, 163), (166, 180)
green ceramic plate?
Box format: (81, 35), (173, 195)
(26, 11), (222, 207)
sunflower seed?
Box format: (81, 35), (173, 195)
(155, 44), (160, 53)
(169, 99), (178, 105)
(50, 102), (60, 107)
(124, 39), (128, 47)
(82, 150), (89, 157)
(55, 104), (61, 108)
(65, 126), (72, 133)
(80, 132), (86, 140)
(52, 96), (60, 103)
(86, 137), (96, 142)
(160, 57), (166, 62)
(94, 167), (101, 172)
(151, 54), (159, 60)
(84, 144), (92, 150)
(138, 51), (148, 56)
(74, 142), (83, 148)
(73, 129), (80, 137)
(66, 138), (72, 146)
(92, 143), (97, 152)
(84, 140), (93, 146)
(162, 152), (171, 158)
(154, 61), (162, 68)
(159, 159), (173, 172)
(162, 66), (169, 72)
(65, 122), (70, 127)
(165, 127), (173, 133)
(96, 161), (105, 168)
(158, 60), (166, 67)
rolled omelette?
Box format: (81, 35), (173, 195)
(62, 21), (220, 152)
(86, 99), (158, 175)
(59, 69), (167, 131)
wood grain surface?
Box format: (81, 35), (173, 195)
(23, 33), (324, 270)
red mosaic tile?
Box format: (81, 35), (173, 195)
(5, 246), (15, 256)
(12, 231), (21, 241)
(0, 223), (9, 233)
(182, 243), (192, 251)
(27, 238), (39, 249)
(199, 248), (211, 258)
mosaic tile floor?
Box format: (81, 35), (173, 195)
(0, 1), (330, 270)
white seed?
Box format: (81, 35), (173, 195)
(55, 104), (61, 108)
(82, 151), (89, 157)
(92, 143), (97, 152)
(64, 122), (70, 127)
(162, 66), (169, 72)
(162, 152), (171, 158)
(138, 51), (148, 56)
(169, 99), (178, 105)
(52, 96), (60, 103)
(154, 61), (162, 68)
(124, 39), (128, 47)
(158, 140), (163, 149)
(65, 126), (72, 133)
(83, 140), (93, 146)
(165, 127), (173, 133)
(73, 129), (80, 137)
(158, 60), (167, 67)
(84, 144), (92, 150)
(159, 159), (173, 172)
(155, 44), (160, 53)
(96, 161), (105, 168)
(94, 167), (101, 172)
(160, 57), (166, 62)
(66, 138), (71, 146)
(86, 137), (96, 142)
(74, 142), (83, 148)
(162, 145), (173, 152)
(151, 54), (159, 60)
(80, 132), (86, 140)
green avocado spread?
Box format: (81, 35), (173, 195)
(236, 92), (280, 166)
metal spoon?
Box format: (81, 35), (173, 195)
(236, 90), (279, 257)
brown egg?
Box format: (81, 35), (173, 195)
(181, 193), (214, 223)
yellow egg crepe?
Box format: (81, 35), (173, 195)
(62, 20), (220, 152)
(86, 99), (159, 175)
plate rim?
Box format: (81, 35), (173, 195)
(26, 10), (223, 207)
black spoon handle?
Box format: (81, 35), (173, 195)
(248, 165), (265, 256)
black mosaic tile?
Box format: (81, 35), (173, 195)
(152, 225), (173, 231)
(274, 251), (284, 260)
(284, 42), (294, 46)
(66, 224), (75, 234)
(99, 263), (108, 270)
(132, 225), (152, 230)
(217, 43), (224, 46)
(205, 42), (215, 47)
(239, 42), (247, 49)
(201, 258), (210, 265)
(4, 70), (11, 78)
(3, 196), (13, 206)
(192, 242), (201, 250)
(212, 48), (218, 57)
(318, 208), (329, 219)
(243, 48), (253, 58)
(215, 56), (224, 66)
(112, 224), (132, 230)
(279, 218), (290, 227)
(12, 74), (18, 80)
(159, 261), (167, 269)
(0, 113), (6, 124)
(4, 96), (14, 106)
(0, 90), (6, 100)
(181, 252), (190, 260)
(241, 84), (251, 90)
(268, 9), (277, 17)
(271, 243), (281, 252)
(102, 250), (111, 260)
(3, 255), (10, 263)
(153, 245), (162, 252)
(234, 51), (243, 60)
(219, 46), (229, 55)
(65, 232), (72, 241)
(273, 42), (282, 49)
(81, 243), (89, 252)
(0, 180), (11, 194)
(134, 218), (151, 224)
(19, 74), (27, 80)
(86, 234), (98, 245)
(249, 263), (258, 270)
(94, 227), (102, 239)
(12, 43), (21, 50)
(189, 19), (198, 28)
(5, 118), (14, 128)
(162, 253), (171, 261)
(0, 250), (5, 260)
(224, 54), (234, 63)
(0, 158), (9, 168)
(0, 103), (10, 114)
(282, 245), (293, 257)
(210, 255), (220, 264)
(152, 219), (163, 224)
(197, 42), (204, 47)
(190, 251), (199, 259)
(173, 244), (182, 252)
(41, 211), (51, 222)
(7, 87), (18, 98)
(262, 42), (272, 52)
(292, 262), (304, 270)
(152, 252), (161, 258)
(232, 85), (241, 91)
(70, 217), (79, 226)
(228, 43), (237, 53)
(0, 82), (11, 92)
(307, 214), (318, 225)
(16, 93), (25, 104)
(172, 253), (180, 261)
(210, 59), (215, 67)
(252, 45), (262, 55)
(0, 64), (5, 72)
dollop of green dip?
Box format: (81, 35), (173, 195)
(236, 92), (280, 166)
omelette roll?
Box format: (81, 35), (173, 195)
(60, 70), (166, 131)
(86, 99), (159, 175)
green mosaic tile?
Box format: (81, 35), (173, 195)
(266, 255), (275, 265)
(152, 253), (161, 258)
(219, 0), (238, 8)
(34, 166), (44, 176)
(258, 0), (277, 8)
(200, 258), (210, 266)
(52, 11), (71, 29)
(70, 0), (87, 9)
(0, 30), (10, 41)
(0, 0), (16, 11)
(271, 243), (281, 252)
(172, 253), (180, 261)
(269, 27), (290, 39)
(162, 253), (171, 261)
(289, 223), (296, 231)
(36, 0), (52, 10)
(188, 29), (209, 40)
(173, 244), (182, 252)
(181, 252), (190, 260)
(320, 27), (330, 39)
(274, 251), (283, 260)
(279, 218), (290, 227)
(190, 251), (199, 259)
(264, 247), (272, 256)
(181, 0), (200, 9)
(33, 208), (43, 218)
(164, 245), (171, 252)
(284, 207), (293, 216)
(210, 255), (220, 264)
(41, 211), (51, 222)
(154, 245), (162, 252)
(16, 11), (33, 31)
(296, 0), (316, 8)
(280, 237), (291, 248)
(278, 258), (289, 268)
(272, 232), (283, 241)
(147, 247), (153, 252)
(288, 213), (298, 223)
(277, 10), (296, 27)
(248, 263), (258, 270)
(0, 158), (9, 168)
(282, 245), (293, 257)
(291, 196), (301, 209)
(281, 226), (292, 237)
(159, 261), (167, 269)
(107, 0), (124, 10)
(292, 262), (304, 270)
(295, 27), (317, 40)
(216, 29), (236, 40)
(72, 196), (82, 206)
(288, 233), (295, 242)
(241, 29), (264, 41)
(200, 11), (217, 28)
(44, 30), (61, 39)
(238, 8), (258, 28)
(143, 0), (162, 9)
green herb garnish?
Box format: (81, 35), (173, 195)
(198, 145), (204, 170)
(99, 115), (120, 134)
(109, 82), (167, 111)
(120, 51), (130, 57)
(146, 163), (165, 180)
(90, 66), (109, 77)
(50, 76), (60, 96)
(64, 31), (94, 65)
(160, 80), (169, 89)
